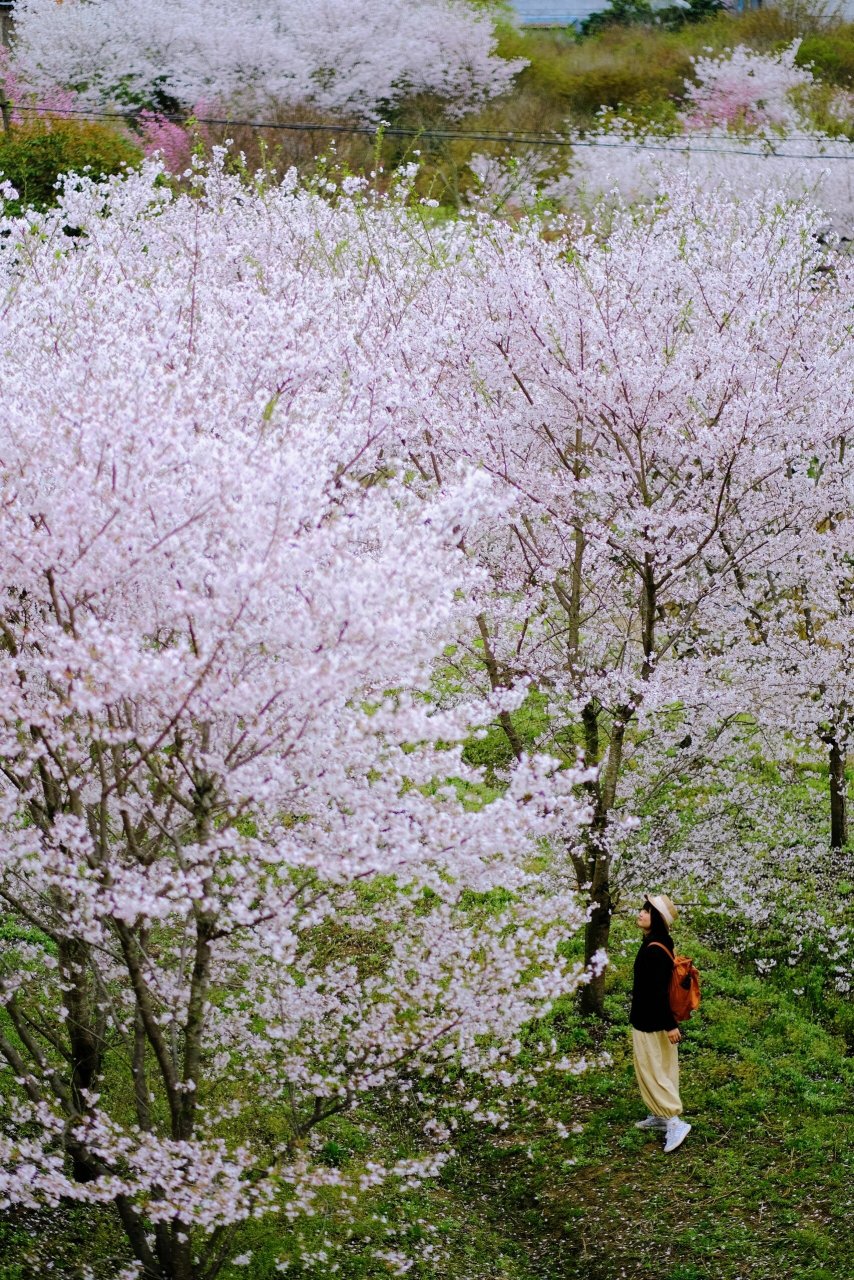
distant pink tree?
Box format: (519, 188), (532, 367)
(0, 43), (75, 123)
(138, 112), (194, 173)
(679, 41), (815, 132)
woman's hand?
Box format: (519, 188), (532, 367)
(667, 1028), (682, 1044)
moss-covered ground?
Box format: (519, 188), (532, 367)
(4, 915), (849, 1280)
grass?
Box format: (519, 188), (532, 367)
(540, 953), (853, 1280)
(220, 916), (854, 1280)
(5, 916), (848, 1279)
(423, 922), (854, 1280)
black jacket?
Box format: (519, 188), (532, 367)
(630, 932), (677, 1033)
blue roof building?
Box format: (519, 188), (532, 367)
(509, 0), (854, 21)
(511, 1), (601, 22)
(508, 0), (792, 22)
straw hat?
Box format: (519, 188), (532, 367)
(646, 893), (678, 928)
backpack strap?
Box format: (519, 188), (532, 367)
(648, 941), (675, 962)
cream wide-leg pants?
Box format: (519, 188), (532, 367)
(632, 1028), (683, 1119)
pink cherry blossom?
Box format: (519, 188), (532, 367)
(137, 111), (194, 174)
(0, 156), (589, 1278)
(680, 41), (815, 132)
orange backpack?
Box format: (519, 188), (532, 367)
(649, 941), (701, 1023)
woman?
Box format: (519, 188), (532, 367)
(630, 892), (691, 1153)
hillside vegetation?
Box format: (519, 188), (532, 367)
(4, 6), (854, 209)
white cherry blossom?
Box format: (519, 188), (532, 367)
(10, 0), (523, 119)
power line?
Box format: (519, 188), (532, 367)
(9, 101), (854, 162)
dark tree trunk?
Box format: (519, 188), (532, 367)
(573, 704), (625, 1019)
(828, 737), (848, 850)
(579, 880), (613, 1017)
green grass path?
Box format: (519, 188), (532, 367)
(1, 926), (851, 1280)
(431, 928), (854, 1280)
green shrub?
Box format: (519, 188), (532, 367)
(559, 61), (690, 114)
(580, 0), (726, 38)
(491, 13), (854, 132)
(498, 30), (692, 123)
(0, 118), (141, 215)
(798, 30), (854, 86)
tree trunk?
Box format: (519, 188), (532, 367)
(570, 705), (625, 1018)
(579, 878), (613, 1017)
(475, 612), (524, 762)
(828, 736), (848, 850)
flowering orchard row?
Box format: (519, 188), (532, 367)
(0, 152), (851, 1276)
(9, 0), (520, 121)
(4, 6), (854, 236)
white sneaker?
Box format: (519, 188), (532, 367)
(663, 1118), (691, 1153)
(635, 1115), (667, 1130)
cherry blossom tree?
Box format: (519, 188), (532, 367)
(0, 159), (590, 1279)
(719, 445), (854, 851)
(10, 0), (523, 120)
(679, 41), (815, 132)
(381, 183), (853, 1013)
(556, 44), (854, 238)
(137, 110), (196, 174)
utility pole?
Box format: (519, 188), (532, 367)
(0, 2), (12, 52)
